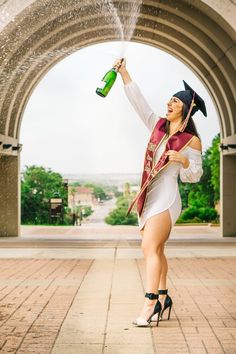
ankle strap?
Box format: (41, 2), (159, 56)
(158, 289), (168, 294)
(145, 292), (159, 300)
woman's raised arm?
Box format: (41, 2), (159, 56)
(114, 58), (159, 131)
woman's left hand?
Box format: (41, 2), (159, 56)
(166, 150), (189, 167)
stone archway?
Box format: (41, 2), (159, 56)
(0, 0), (235, 237)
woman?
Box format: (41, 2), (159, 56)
(114, 58), (206, 327)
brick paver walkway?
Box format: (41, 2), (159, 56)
(0, 257), (235, 353)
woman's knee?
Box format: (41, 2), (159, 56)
(141, 239), (165, 256)
(156, 242), (165, 255)
(159, 243), (166, 256)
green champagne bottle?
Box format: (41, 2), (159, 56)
(96, 59), (123, 97)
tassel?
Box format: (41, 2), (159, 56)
(179, 93), (196, 133)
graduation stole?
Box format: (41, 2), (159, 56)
(127, 118), (195, 217)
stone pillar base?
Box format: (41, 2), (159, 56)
(221, 153), (236, 237)
(0, 155), (20, 237)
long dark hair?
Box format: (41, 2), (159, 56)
(165, 103), (201, 139)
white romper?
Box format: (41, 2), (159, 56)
(124, 81), (203, 231)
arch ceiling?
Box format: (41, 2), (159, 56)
(0, 0), (235, 146)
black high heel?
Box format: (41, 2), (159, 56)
(132, 292), (162, 327)
(159, 289), (173, 320)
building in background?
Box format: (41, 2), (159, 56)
(68, 186), (97, 211)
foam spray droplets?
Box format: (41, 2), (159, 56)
(0, 1), (142, 88)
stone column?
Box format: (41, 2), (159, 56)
(0, 154), (20, 237)
(221, 153), (236, 237)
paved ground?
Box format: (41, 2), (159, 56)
(0, 225), (235, 259)
(0, 225), (235, 353)
(0, 257), (235, 353)
(20, 224), (224, 241)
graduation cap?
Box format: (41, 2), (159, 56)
(173, 81), (207, 132)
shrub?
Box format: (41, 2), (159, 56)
(198, 207), (218, 222)
(176, 216), (202, 224)
(180, 206), (199, 220)
(105, 206), (138, 225)
(179, 206), (218, 223)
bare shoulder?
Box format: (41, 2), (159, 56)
(188, 136), (202, 151)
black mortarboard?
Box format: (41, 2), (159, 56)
(173, 80), (207, 117)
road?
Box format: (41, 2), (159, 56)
(85, 198), (116, 225)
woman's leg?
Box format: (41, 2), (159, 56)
(158, 243), (169, 307)
(138, 210), (171, 320)
(142, 225), (170, 289)
(159, 243), (168, 288)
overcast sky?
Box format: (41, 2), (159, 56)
(20, 41), (220, 175)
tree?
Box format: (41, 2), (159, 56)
(208, 133), (220, 202)
(105, 195), (138, 225)
(105, 207), (138, 225)
(21, 165), (67, 224)
(177, 133), (220, 222)
(84, 183), (107, 201)
(123, 182), (131, 197)
(70, 181), (81, 187)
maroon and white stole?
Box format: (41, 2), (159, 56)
(127, 118), (195, 217)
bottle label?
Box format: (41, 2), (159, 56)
(97, 80), (106, 90)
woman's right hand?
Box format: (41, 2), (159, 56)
(114, 58), (132, 85)
(113, 58), (127, 75)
